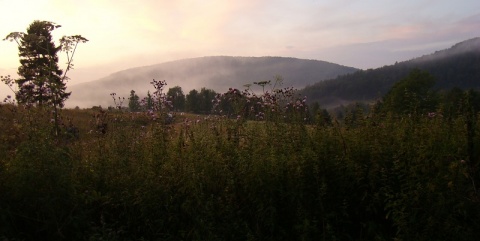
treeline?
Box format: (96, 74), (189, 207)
(323, 69), (480, 122)
(126, 86), (216, 114)
(122, 68), (480, 127)
(124, 81), (306, 120)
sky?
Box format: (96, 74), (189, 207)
(1, 0), (480, 89)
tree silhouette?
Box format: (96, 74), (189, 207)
(4, 20), (87, 107)
(167, 86), (185, 111)
(186, 89), (200, 113)
(128, 90), (140, 112)
(8, 21), (65, 106)
(3, 20), (87, 135)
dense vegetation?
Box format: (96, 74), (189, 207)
(1, 71), (480, 240)
(302, 37), (480, 108)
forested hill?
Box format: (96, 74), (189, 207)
(67, 56), (358, 108)
(301, 37), (480, 108)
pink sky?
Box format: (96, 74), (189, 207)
(1, 0), (479, 89)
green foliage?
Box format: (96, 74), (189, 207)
(1, 80), (480, 240)
(302, 38), (480, 108)
(199, 88), (217, 113)
(145, 90), (153, 111)
(381, 69), (437, 115)
(127, 90), (140, 112)
(315, 108), (332, 126)
(186, 88), (217, 114)
(167, 86), (186, 111)
(186, 89), (200, 113)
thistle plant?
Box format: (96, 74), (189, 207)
(110, 92), (125, 110)
(213, 76), (309, 123)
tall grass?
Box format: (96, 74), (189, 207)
(1, 90), (479, 240)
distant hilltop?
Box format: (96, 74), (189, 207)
(67, 56), (358, 108)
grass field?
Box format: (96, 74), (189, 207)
(1, 100), (479, 240)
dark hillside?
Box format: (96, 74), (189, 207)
(302, 38), (480, 108)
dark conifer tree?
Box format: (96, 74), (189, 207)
(128, 90), (140, 112)
(15, 21), (68, 107)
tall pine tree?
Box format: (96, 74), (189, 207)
(4, 20), (87, 136)
(15, 21), (67, 107)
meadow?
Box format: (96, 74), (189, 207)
(1, 82), (480, 241)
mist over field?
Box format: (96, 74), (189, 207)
(66, 56), (358, 108)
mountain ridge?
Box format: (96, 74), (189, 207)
(67, 56), (358, 108)
(66, 37), (480, 109)
(408, 37), (480, 63)
(301, 37), (480, 108)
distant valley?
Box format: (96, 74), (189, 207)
(67, 37), (480, 109)
(67, 56), (358, 108)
